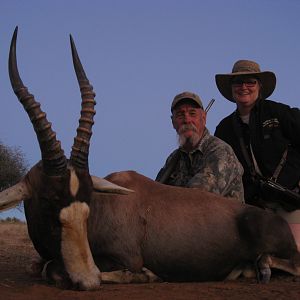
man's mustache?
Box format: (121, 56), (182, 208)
(178, 124), (198, 134)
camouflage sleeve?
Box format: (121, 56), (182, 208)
(155, 167), (165, 182)
(155, 150), (179, 182)
(187, 142), (244, 202)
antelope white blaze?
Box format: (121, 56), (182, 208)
(69, 167), (80, 197)
(59, 169), (100, 290)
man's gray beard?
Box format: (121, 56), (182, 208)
(177, 124), (201, 148)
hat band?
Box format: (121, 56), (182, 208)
(233, 66), (260, 73)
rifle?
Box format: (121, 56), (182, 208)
(205, 98), (215, 113)
(258, 177), (300, 210)
(232, 114), (300, 210)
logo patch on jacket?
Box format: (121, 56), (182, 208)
(263, 118), (280, 128)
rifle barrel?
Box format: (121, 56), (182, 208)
(205, 98), (215, 113)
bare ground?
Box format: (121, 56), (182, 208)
(1, 222), (300, 300)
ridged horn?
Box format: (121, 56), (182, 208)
(9, 26), (67, 176)
(69, 35), (96, 170)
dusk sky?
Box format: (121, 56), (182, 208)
(1, 0), (300, 219)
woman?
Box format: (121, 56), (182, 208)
(214, 60), (300, 209)
(214, 59), (300, 248)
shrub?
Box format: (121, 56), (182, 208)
(0, 140), (28, 192)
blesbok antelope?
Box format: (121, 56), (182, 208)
(1, 27), (300, 291)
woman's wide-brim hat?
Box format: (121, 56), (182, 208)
(215, 60), (276, 102)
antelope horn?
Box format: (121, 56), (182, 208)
(91, 176), (135, 195)
(69, 35), (96, 170)
(0, 181), (30, 211)
(9, 26), (67, 176)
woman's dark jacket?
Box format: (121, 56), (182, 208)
(214, 99), (300, 208)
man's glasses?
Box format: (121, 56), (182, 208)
(231, 78), (258, 88)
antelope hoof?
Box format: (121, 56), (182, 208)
(258, 267), (271, 284)
(256, 255), (272, 284)
(142, 267), (162, 282)
(42, 260), (73, 289)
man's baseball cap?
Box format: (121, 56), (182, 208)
(171, 91), (203, 112)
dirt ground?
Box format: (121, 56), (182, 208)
(1, 222), (300, 300)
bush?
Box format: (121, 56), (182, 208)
(0, 141), (28, 215)
(0, 217), (25, 223)
(0, 140), (28, 192)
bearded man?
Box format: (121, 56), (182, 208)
(156, 91), (244, 202)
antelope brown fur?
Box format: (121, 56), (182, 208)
(1, 27), (300, 290)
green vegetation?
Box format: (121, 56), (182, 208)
(0, 140), (28, 216)
(0, 140), (28, 192)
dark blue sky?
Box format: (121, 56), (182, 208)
(1, 0), (300, 219)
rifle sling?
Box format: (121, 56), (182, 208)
(232, 113), (300, 209)
(271, 148), (288, 182)
(232, 112), (287, 181)
(232, 113), (257, 179)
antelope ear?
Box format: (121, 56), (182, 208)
(91, 175), (134, 195)
(0, 180), (30, 211)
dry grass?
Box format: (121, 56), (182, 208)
(0, 217), (26, 224)
(1, 222), (300, 300)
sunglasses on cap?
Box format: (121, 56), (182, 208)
(231, 78), (258, 88)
